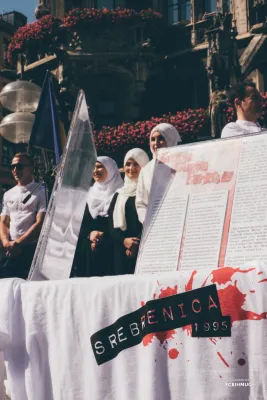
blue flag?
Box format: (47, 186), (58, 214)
(29, 71), (66, 163)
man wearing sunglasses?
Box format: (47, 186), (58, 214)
(0, 152), (47, 279)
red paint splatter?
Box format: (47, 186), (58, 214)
(141, 301), (145, 307)
(158, 285), (178, 298)
(258, 279), (267, 284)
(219, 375), (222, 379)
(217, 352), (230, 367)
(142, 330), (175, 346)
(201, 274), (211, 287)
(182, 324), (192, 336)
(250, 290), (255, 293)
(155, 330), (175, 344)
(211, 267), (255, 286)
(218, 281), (267, 324)
(142, 334), (155, 346)
(258, 272), (263, 275)
(238, 358), (246, 366)
(209, 338), (217, 345)
(168, 348), (179, 359)
(185, 270), (197, 291)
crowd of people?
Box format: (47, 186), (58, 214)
(0, 81), (263, 279)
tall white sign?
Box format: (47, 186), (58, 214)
(29, 91), (97, 280)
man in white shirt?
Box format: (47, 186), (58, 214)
(221, 81), (263, 138)
(0, 152), (47, 279)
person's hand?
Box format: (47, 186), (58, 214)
(123, 237), (140, 251)
(91, 242), (98, 252)
(126, 249), (137, 259)
(6, 241), (22, 258)
(2, 239), (10, 249)
(89, 231), (104, 243)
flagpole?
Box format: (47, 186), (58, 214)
(42, 148), (50, 207)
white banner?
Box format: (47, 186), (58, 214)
(137, 131), (267, 273)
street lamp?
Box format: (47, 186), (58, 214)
(0, 80), (41, 144)
(0, 80), (41, 113)
(0, 112), (35, 143)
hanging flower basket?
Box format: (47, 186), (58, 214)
(8, 9), (163, 65)
(8, 15), (62, 65)
(64, 8), (163, 30)
(93, 107), (210, 154)
(93, 93), (267, 157)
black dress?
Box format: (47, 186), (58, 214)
(72, 205), (114, 277)
(108, 193), (143, 275)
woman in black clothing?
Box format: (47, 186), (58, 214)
(73, 156), (123, 277)
(108, 148), (149, 275)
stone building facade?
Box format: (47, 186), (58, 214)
(21, 0), (267, 136)
(1, 1), (266, 201)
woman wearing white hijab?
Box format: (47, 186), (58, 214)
(73, 156), (123, 277)
(108, 148), (149, 275)
(136, 123), (181, 224)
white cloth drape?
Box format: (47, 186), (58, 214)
(150, 123), (181, 157)
(136, 123), (181, 224)
(87, 156), (123, 219)
(113, 148), (149, 231)
(1, 263), (267, 400)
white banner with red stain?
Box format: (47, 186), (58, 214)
(0, 263), (267, 400)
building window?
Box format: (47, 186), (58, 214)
(204, 0), (217, 13)
(168, 0), (191, 25)
(126, 0), (152, 11)
(96, 0), (115, 8)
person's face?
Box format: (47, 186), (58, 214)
(93, 162), (108, 183)
(10, 156), (33, 184)
(236, 86), (262, 121)
(124, 158), (141, 180)
(150, 131), (167, 154)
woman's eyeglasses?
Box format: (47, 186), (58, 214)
(9, 163), (31, 171)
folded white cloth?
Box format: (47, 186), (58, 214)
(0, 278), (23, 400)
(0, 264), (267, 400)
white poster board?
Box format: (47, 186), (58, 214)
(28, 91), (97, 281)
(136, 131), (267, 273)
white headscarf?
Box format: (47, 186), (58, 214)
(150, 123), (181, 157)
(87, 156), (123, 219)
(113, 148), (149, 231)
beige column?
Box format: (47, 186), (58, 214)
(231, 0), (250, 35)
(248, 69), (264, 93)
(191, 0), (197, 47)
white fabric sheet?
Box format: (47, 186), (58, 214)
(136, 159), (156, 224)
(0, 264), (267, 400)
